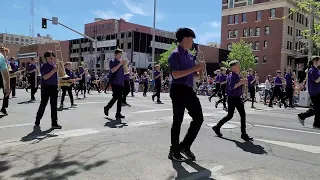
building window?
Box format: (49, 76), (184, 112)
(287, 41), (293, 50)
(242, 13), (247, 23)
(255, 27), (260, 36)
(248, 0), (253, 5)
(249, 42), (253, 49)
(306, 18), (309, 27)
(228, 30), (233, 38)
(255, 56), (259, 64)
(270, 8), (276, 18)
(121, 33), (124, 38)
(288, 8), (293, 20)
(254, 41), (260, 50)
(120, 43), (124, 49)
(249, 28), (255, 36)
(256, 11), (261, 21)
(235, 14), (239, 24)
(243, 28), (248, 37)
(228, 15), (234, 24)
(264, 41), (267, 48)
(263, 56), (267, 63)
(234, 30), (238, 38)
(128, 42), (132, 49)
(227, 44), (232, 50)
(287, 26), (293, 36)
(265, 26), (270, 35)
(229, 0), (234, 8)
(128, 32), (132, 37)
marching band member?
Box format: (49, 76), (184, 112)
(212, 60), (253, 141)
(0, 47), (11, 115)
(168, 28), (205, 162)
(76, 64), (86, 99)
(285, 67), (294, 108)
(9, 58), (18, 98)
(268, 70), (287, 108)
(129, 69), (135, 97)
(208, 70), (221, 102)
(247, 69), (257, 108)
(35, 51), (62, 130)
(152, 64), (162, 103)
(27, 58), (38, 101)
(134, 72), (139, 93)
(142, 71), (149, 97)
(214, 67), (227, 110)
(122, 60), (131, 106)
(104, 49), (125, 119)
(60, 62), (77, 108)
(88, 74), (101, 94)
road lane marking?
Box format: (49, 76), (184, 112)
(256, 139), (320, 154)
(0, 123), (34, 129)
(132, 109), (172, 113)
(253, 124), (320, 135)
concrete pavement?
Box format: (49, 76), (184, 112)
(0, 89), (319, 179)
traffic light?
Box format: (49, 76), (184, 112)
(42, 18), (47, 29)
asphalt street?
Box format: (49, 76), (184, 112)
(0, 89), (319, 180)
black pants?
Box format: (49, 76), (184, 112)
(60, 86), (74, 105)
(104, 81), (110, 92)
(35, 85), (58, 126)
(77, 79), (86, 95)
(0, 86), (8, 110)
(248, 86), (255, 106)
(10, 77), (16, 97)
(152, 81), (161, 101)
(106, 84), (123, 115)
(29, 75), (38, 100)
(286, 85), (293, 107)
(143, 82), (148, 96)
(170, 84), (204, 153)
(122, 80), (130, 103)
(216, 97), (246, 133)
(264, 89), (272, 104)
(269, 86), (286, 106)
(129, 80), (134, 96)
(298, 93), (320, 128)
(209, 83), (220, 99)
(88, 83), (101, 93)
(216, 84), (227, 107)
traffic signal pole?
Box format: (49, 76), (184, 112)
(308, 3), (314, 61)
(43, 18), (98, 76)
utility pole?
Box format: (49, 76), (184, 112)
(308, 1), (315, 61)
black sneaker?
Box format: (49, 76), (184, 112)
(71, 104), (77, 107)
(181, 148), (196, 161)
(215, 102), (218, 108)
(208, 97), (211, 102)
(51, 124), (62, 129)
(1, 108), (8, 115)
(104, 106), (109, 116)
(313, 126), (320, 130)
(241, 133), (253, 141)
(116, 114), (125, 119)
(152, 95), (155, 102)
(298, 114), (305, 126)
(157, 100), (163, 104)
(212, 126), (222, 137)
(168, 151), (186, 162)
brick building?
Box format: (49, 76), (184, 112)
(0, 43), (21, 59)
(220, 0), (314, 80)
(17, 41), (69, 69)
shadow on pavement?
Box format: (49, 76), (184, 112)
(169, 161), (214, 180)
(11, 139), (108, 180)
(17, 100), (35, 104)
(21, 128), (56, 143)
(221, 137), (268, 155)
(57, 107), (70, 111)
(0, 152), (11, 179)
(104, 118), (128, 128)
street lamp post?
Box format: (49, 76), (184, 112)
(151, 0), (156, 79)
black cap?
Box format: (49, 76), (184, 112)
(44, 51), (55, 58)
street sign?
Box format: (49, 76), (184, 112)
(52, 17), (58, 25)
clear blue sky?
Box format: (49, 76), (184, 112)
(2, 0), (222, 45)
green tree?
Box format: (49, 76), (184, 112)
(227, 39), (256, 71)
(158, 43), (197, 72)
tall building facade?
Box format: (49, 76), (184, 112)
(221, 0), (312, 79)
(0, 33), (54, 46)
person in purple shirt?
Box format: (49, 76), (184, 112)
(212, 60), (253, 141)
(9, 58), (18, 98)
(104, 49), (125, 119)
(142, 71), (149, 97)
(59, 62), (77, 108)
(285, 67), (294, 108)
(35, 51), (62, 130)
(27, 58), (38, 100)
(247, 69), (257, 108)
(151, 64), (162, 103)
(122, 60), (131, 106)
(268, 70), (287, 108)
(208, 70), (221, 102)
(76, 63), (87, 99)
(298, 56), (320, 129)
(215, 67), (228, 110)
(167, 28), (205, 162)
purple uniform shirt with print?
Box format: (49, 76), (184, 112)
(109, 59), (124, 86)
(285, 73), (293, 86)
(308, 66), (320, 96)
(168, 46), (195, 88)
(215, 75), (220, 84)
(154, 71), (161, 83)
(40, 63), (57, 86)
(274, 77), (282, 87)
(124, 74), (130, 81)
(247, 75), (255, 87)
(28, 64), (36, 75)
(227, 72), (242, 97)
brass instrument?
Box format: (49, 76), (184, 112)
(7, 63), (26, 78)
(240, 71), (248, 99)
(196, 46), (207, 82)
(123, 59), (129, 74)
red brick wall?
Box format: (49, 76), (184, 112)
(199, 45), (220, 63)
(84, 19), (116, 36)
(1, 43), (21, 59)
(221, 7), (284, 80)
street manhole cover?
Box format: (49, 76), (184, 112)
(207, 123), (238, 129)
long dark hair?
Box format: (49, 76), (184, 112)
(308, 56), (320, 69)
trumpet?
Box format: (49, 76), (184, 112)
(8, 65), (26, 78)
(196, 46), (207, 82)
